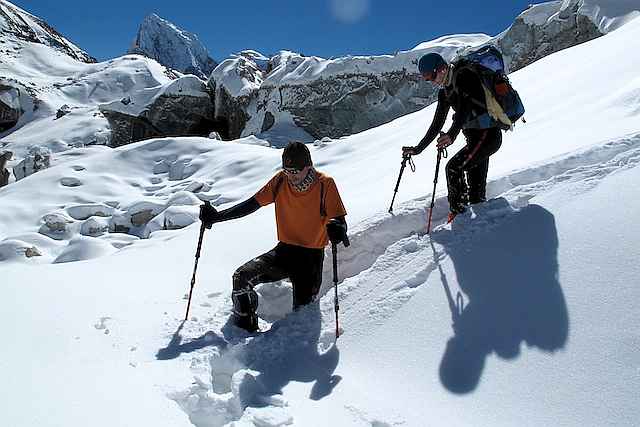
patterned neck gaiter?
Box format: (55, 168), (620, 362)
(292, 167), (318, 193)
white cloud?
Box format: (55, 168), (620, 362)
(330, 0), (370, 23)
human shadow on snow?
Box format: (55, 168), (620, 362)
(156, 321), (229, 360)
(156, 300), (340, 408)
(431, 198), (569, 394)
(221, 301), (341, 405)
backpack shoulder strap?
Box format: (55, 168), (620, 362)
(320, 181), (326, 217)
(272, 173), (285, 200)
(448, 63), (486, 109)
(274, 171), (328, 217)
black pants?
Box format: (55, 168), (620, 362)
(445, 128), (502, 213)
(231, 242), (325, 319)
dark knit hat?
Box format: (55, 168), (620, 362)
(282, 141), (312, 169)
(418, 52), (446, 75)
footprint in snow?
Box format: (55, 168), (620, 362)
(94, 316), (111, 334)
(61, 177), (82, 187)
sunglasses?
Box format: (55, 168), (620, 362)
(422, 69), (437, 81)
(283, 166), (304, 175)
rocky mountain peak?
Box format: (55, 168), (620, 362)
(129, 13), (217, 80)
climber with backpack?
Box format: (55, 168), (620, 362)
(402, 46), (524, 223)
(199, 141), (348, 332)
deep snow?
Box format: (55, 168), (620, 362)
(1, 8), (640, 427)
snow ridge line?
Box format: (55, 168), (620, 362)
(319, 131), (640, 297)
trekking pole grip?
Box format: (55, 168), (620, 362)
(389, 153), (413, 214)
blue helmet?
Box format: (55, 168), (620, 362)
(418, 53), (446, 75)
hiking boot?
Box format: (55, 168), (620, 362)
(447, 204), (466, 224)
(469, 196), (486, 205)
(231, 312), (258, 332)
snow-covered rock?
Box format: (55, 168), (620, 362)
(166, 190), (202, 207)
(13, 145), (50, 180)
(560, 0), (640, 33)
(66, 203), (115, 220)
(39, 211), (75, 240)
(52, 235), (117, 263)
(495, 1), (601, 72)
(0, 238), (42, 261)
(142, 205), (198, 238)
(79, 216), (109, 237)
(209, 37), (489, 141)
(100, 75), (214, 147)
(129, 13), (217, 80)
(208, 1), (640, 142)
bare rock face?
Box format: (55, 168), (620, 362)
(0, 85), (22, 132)
(496, 2), (603, 72)
(100, 76), (215, 147)
(13, 146), (51, 181)
(55, 104), (73, 119)
(278, 69), (432, 139)
(0, 150), (12, 187)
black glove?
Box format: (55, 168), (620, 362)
(402, 146), (417, 157)
(327, 218), (349, 246)
(199, 202), (218, 229)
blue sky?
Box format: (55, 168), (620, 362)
(13, 0), (539, 61)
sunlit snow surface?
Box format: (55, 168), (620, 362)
(1, 11), (640, 427)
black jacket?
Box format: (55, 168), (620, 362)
(414, 65), (489, 154)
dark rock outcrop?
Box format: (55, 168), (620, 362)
(100, 76), (216, 147)
(0, 85), (22, 132)
(0, 150), (12, 187)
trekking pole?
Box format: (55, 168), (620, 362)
(427, 147), (448, 234)
(388, 152), (416, 214)
(332, 234), (350, 340)
(184, 201), (211, 321)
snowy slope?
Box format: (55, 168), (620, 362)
(1, 12), (640, 427)
(0, 39), (175, 154)
(0, 51), (174, 157)
(0, 0), (94, 62)
(0, 2), (187, 166)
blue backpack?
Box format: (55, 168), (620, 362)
(451, 45), (525, 130)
